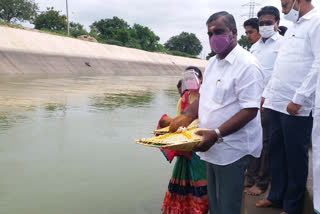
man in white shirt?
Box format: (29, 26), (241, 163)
(169, 11), (264, 214)
(244, 18), (261, 45)
(244, 6), (283, 196)
(256, 0), (320, 214)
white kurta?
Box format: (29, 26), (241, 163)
(262, 9), (320, 116)
(250, 33), (283, 89)
(197, 45), (263, 166)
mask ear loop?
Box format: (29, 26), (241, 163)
(292, 0), (296, 9)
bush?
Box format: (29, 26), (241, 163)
(105, 39), (124, 46)
(167, 50), (198, 59)
(39, 28), (69, 37)
(124, 38), (142, 49)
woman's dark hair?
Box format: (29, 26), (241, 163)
(185, 66), (202, 79)
(257, 6), (280, 22)
(244, 18), (259, 32)
(177, 79), (182, 88)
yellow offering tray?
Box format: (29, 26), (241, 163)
(152, 119), (199, 135)
(136, 128), (208, 152)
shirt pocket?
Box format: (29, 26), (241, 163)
(288, 34), (306, 58)
(213, 81), (226, 104)
(260, 49), (278, 70)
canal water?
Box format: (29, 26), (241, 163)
(0, 74), (180, 214)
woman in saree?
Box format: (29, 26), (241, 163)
(160, 67), (208, 214)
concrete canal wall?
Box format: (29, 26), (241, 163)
(0, 26), (207, 75)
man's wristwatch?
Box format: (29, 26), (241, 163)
(214, 128), (224, 143)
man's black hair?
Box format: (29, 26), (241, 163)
(185, 66), (202, 79)
(244, 18), (259, 32)
(278, 26), (288, 36)
(206, 11), (237, 31)
(257, 6), (280, 22)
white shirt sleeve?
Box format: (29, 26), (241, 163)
(292, 22), (320, 105)
(235, 64), (264, 109)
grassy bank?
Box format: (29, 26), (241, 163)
(0, 20), (24, 29)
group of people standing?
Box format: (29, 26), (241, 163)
(158, 0), (319, 214)
(243, 1), (319, 214)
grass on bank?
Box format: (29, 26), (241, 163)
(0, 20), (24, 29)
(0, 21), (199, 59)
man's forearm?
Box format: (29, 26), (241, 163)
(218, 108), (259, 137)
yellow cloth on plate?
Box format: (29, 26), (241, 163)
(153, 119), (199, 135)
(137, 127), (208, 151)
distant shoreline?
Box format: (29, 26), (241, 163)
(0, 25), (206, 75)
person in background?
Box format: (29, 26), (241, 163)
(244, 18), (261, 45)
(242, 17), (261, 190)
(244, 6), (283, 196)
(256, 0), (320, 213)
(176, 79), (183, 115)
(177, 79), (183, 97)
(169, 11), (264, 214)
(160, 67), (208, 214)
(180, 67), (203, 114)
(278, 25), (288, 36)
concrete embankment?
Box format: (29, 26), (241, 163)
(0, 26), (207, 75)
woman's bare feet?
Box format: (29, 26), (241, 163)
(256, 199), (273, 208)
(244, 185), (266, 196)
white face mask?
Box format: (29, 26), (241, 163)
(284, 0), (300, 22)
(259, 25), (276, 39)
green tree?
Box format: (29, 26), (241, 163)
(33, 7), (67, 31)
(70, 22), (88, 37)
(116, 29), (130, 44)
(155, 43), (166, 53)
(164, 32), (203, 56)
(90, 16), (130, 43)
(238, 35), (252, 51)
(89, 17), (162, 52)
(0, 0), (38, 23)
(130, 24), (160, 51)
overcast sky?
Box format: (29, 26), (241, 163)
(27, 0), (320, 59)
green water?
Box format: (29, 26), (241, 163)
(0, 75), (180, 214)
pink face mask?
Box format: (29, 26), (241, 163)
(209, 31), (233, 54)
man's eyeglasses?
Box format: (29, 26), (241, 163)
(259, 20), (274, 26)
